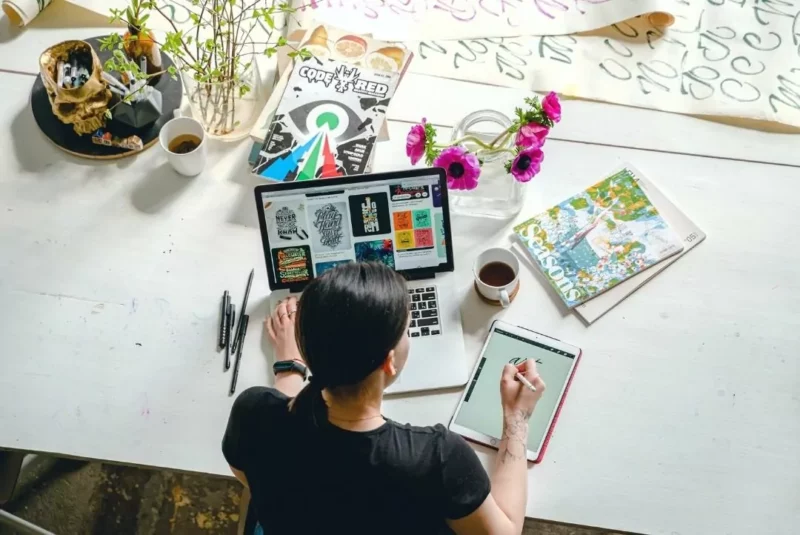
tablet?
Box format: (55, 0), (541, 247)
(449, 321), (581, 463)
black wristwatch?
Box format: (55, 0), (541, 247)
(273, 359), (308, 380)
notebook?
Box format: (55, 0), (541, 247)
(513, 165), (684, 308)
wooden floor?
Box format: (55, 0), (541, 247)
(0, 458), (628, 535)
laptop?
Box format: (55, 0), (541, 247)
(254, 168), (469, 394)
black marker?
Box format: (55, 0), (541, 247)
(226, 303), (235, 371)
(230, 315), (249, 396)
(232, 269), (254, 353)
(218, 291), (229, 348)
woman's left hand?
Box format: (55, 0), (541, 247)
(265, 297), (304, 364)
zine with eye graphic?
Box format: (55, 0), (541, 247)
(248, 24), (413, 161)
(252, 56), (401, 182)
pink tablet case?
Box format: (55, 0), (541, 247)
(533, 347), (582, 464)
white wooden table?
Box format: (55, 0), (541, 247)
(1, 33), (799, 535)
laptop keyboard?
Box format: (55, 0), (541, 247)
(408, 286), (441, 338)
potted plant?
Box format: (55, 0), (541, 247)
(101, 0), (308, 141)
(120, 0), (162, 77)
(405, 93), (562, 219)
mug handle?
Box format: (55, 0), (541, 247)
(499, 289), (510, 308)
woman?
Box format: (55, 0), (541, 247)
(222, 262), (546, 535)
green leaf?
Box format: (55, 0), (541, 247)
(265, 47), (277, 58)
(277, 36), (287, 47)
(104, 110), (113, 120)
(264, 12), (274, 28)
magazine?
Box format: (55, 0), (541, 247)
(513, 166), (684, 308)
(252, 55), (400, 181)
(248, 23), (413, 159)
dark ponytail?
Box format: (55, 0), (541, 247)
(289, 262), (409, 426)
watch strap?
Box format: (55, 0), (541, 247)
(273, 359), (308, 379)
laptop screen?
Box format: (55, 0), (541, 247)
(255, 170), (454, 291)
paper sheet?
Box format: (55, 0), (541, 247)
(405, 1), (800, 127)
(60, 0), (290, 39)
(2, 0), (53, 26)
(288, 0), (678, 40)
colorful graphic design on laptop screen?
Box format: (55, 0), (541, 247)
(260, 173), (451, 289)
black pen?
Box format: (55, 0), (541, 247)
(218, 291), (229, 348)
(230, 315), (249, 396)
(226, 303), (235, 370)
(232, 269), (254, 353)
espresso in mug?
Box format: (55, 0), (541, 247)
(479, 261), (516, 287)
(168, 134), (202, 154)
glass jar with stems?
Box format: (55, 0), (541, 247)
(447, 110), (526, 219)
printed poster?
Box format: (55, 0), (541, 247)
(310, 202), (351, 252)
(316, 259), (352, 275)
(355, 239), (395, 268)
(349, 193), (391, 237)
(435, 213), (446, 258)
(272, 246), (313, 284)
(264, 200), (310, 244)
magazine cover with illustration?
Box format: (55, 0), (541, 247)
(252, 56), (399, 181)
(513, 166), (684, 308)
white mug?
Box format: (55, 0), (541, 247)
(473, 248), (520, 308)
(159, 115), (207, 176)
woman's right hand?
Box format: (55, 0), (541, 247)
(265, 297), (304, 364)
(499, 360), (545, 420)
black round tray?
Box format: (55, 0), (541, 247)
(30, 35), (183, 160)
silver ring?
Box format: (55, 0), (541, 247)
(288, 310), (297, 316)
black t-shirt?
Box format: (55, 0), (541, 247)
(222, 387), (491, 535)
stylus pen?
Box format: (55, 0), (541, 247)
(232, 269), (254, 353)
(515, 372), (537, 393)
(230, 315), (249, 396)
(218, 291), (229, 348)
(226, 304), (235, 371)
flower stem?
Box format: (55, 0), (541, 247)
(489, 128), (513, 148)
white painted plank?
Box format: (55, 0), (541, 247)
(1, 71), (799, 535)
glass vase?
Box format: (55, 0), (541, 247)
(448, 110), (526, 219)
(182, 59), (264, 142)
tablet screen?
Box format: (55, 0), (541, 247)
(454, 327), (577, 453)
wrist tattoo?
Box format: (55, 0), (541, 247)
(499, 409), (530, 464)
